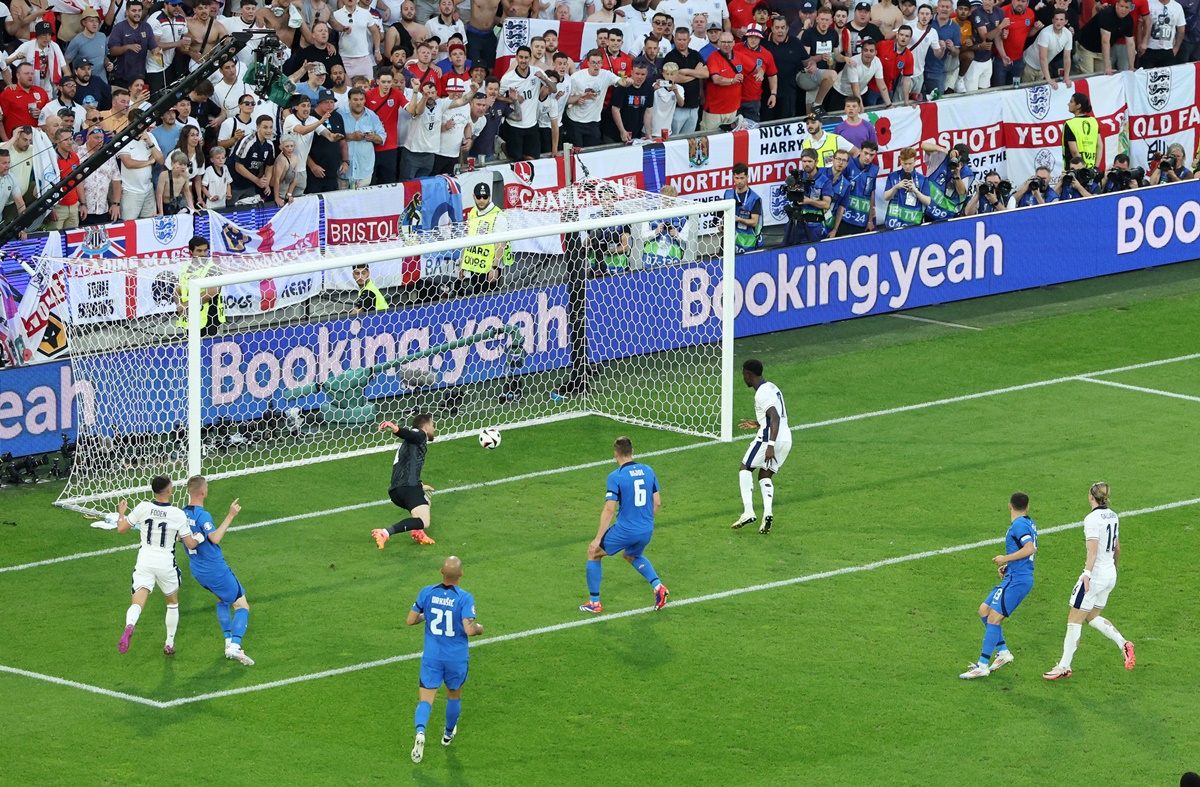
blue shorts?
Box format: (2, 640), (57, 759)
(194, 567), (246, 604)
(420, 657), (469, 691)
(599, 526), (652, 558)
(984, 578), (1033, 618)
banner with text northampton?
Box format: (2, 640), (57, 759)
(3, 180), (1199, 457)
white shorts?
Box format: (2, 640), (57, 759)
(131, 555), (182, 596)
(963, 59), (994, 92)
(742, 437), (792, 473)
(1069, 570), (1116, 611)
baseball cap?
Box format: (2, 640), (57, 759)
(448, 42), (466, 54)
(35, 20), (53, 35)
(753, 0), (771, 11)
(315, 87), (335, 103)
(956, 0), (971, 6)
(57, 74), (77, 87)
(744, 23), (765, 37)
(80, 7), (99, 18)
(854, 1), (871, 9)
(73, 57), (94, 69)
(707, 19), (722, 29)
(899, 0), (916, 5)
(799, 0), (816, 12)
(309, 61), (327, 75)
(474, 182), (491, 199)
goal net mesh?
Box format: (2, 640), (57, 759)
(50, 180), (729, 514)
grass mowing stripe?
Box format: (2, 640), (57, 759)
(4, 351), (1199, 576)
(0, 664), (166, 709)
(1076, 377), (1200, 403)
(151, 494), (1200, 708)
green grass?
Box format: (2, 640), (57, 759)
(3, 262), (1200, 785)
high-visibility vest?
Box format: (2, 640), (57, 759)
(1063, 116), (1099, 170)
(461, 204), (513, 274)
(176, 258), (225, 329)
(359, 280), (388, 311)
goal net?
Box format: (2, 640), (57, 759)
(51, 180), (735, 514)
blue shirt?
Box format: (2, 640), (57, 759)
(606, 461), (659, 533)
(1004, 515), (1038, 581)
(804, 172), (833, 228)
(838, 170), (876, 228)
(1014, 186), (1058, 207)
(108, 20), (157, 83)
(724, 187), (763, 251)
(925, 157), (973, 221)
(970, 6), (1007, 62)
(926, 19), (962, 76)
(183, 504), (227, 574)
(337, 106), (387, 182)
(413, 583), (476, 662)
(884, 170), (928, 229)
(847, 157), (879, 182)
(820, 167), (853, 230)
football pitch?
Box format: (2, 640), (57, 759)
(3, 261), (1200, 785)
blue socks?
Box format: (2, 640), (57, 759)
(980, 623), (1003, 666)
(445, 698), (461, 733)
(216, 602), (233, 640)
(415, 700), (432, 733)
(631, 557), (661, 589)
(231, 608), (249, 646)
(586, 560), (602, 603)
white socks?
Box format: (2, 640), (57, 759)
(759, 478), (774, 517)
(1060, 622), (1082, 669)
(1089, 616), (1127, 648)
(125, 604), (143, 628)
(739, 470), (755, 516)
(165, 604), (179, 646)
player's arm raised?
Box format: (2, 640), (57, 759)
(207, 498), (241, 546)
(115, 500), (133, 534)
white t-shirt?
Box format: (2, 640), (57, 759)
(539, 83), (569, 128)
(1082, 506), (1120, 574)
(118, 137), (160, 196)
(406, 97), (449, 153)
(333, 87), (352, 113)
(1024, 26), (1073, 71)
(908, 23), (940, 77)
(426, 16), (466, 46)
(752, 380), (791, 442)
(283, 112), (317, 165)
(202, 163), (233, 208)
(225, 16), (271, 67)
(651, 81), (683, 136)
(1146, 0), (1185, 50)
(500, 66), (546, 129)
(127, 500), (190, 565)
(147, 11), (187, 74)
(219, 114), (257, 145)
(40, 101), (86, 132)
(566, 69), (621, 124)
(333, 6), (380, 58)
(439, 104), (472, 158)
(834, 55), (883, 97)
(213, 79), (251, 115)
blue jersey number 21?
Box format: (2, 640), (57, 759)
(429, 608), (456, 637)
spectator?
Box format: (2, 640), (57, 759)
(364, 71), (403, 184)
(174, 97), (201, 133)
(226, 0), (265, 70)
(835, 97), (878, 149)
(188, 80), (223, 145)
(908, 5), (944, 97)
(610, 64), (655, 141)
(541, 29), (572, 75)
(993, 0), (1035, 86)
(76, 126), (121, 224)
(872, 0), (905, 38)
(201, 145), (233, 209)
(157, 150), (196, 214)
(588, 0), (625, 23)
(794, 0), (818, 35)
(297, 62), (329, 102)
(281, 95), (321, 197)
(64, 9), (110, 86)
(271, 135), (301, 206)
(898, 0), (918, 27)
(499, 45), (552, 158)
(701, 33), (744, 131)
(728, 0), (760, 38)
(923, 141), (972, 220)
(175, 124), (205, 194)
(735, 24), (776, 122)
(403, 80), (448, 179)
(878, 26), (916, 105)
(384, 1), (425, 64)
(926, 0), (962, 98)
(1142, 0), (1186, 66)
(1025, 11), (1073, 86)
(1180, 0), (1200, 62)
(436, 90), (486, 174)
(830, 39), (890, 109)
(965, 169), (1009, 213)
(1076, 0), (1136, 74)
(184, 0), (229, 74)
(8, 22), (68, 98)
(332, 0), (383, 82)
(470, 77), (509, 162)
(212, 60), (249, 116)
(338, 86), (386, 188)
(846, 2), (886, 56)
(761, 16), (803, 121)
(883, 147), (931, 228)
(947, 0), (976, 92)
(99, 88), (134, 135)
(231, 116), (276, 202)
(328, 62), (352, 111)
(118, 129), (165, 220)
(0, 149), (30, 225)
(965, 0), (1007, 91)
(566, 50), (631, 145)
(146, 0), (189, 96)
(1009, 166), (1059, 207)
(534, 70), (564, 153)
(663, 26), (707, 134)
(2, 127), (37, 221)
(634, 35), (665, 82)
(440, 42), (472, 94)
(427, 0), (466, 49)
(290, 21), (345, 76)
(46, 128), (85, 230)
(697, 18), (723, 57)
(151, 107), (183, 156)
(1035, 0), (1080, 43)
(1149, 143), (1192, 183)
(799, 8), (842, 109)
(41, 76), (86, 132)
(1, 63), (51, 138)
(819, 148), (853, 238)
(109, 0), (157, 89)
(218, 94), (258, 150)
(832, 143), (879, 236)
(650, 62), (684, 139)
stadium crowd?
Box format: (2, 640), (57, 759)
(0, 0), (1195, 229)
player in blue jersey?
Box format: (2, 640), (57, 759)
(181, 475), (254, 666)
(407, 556), (484, 764)
(960, 492), (1038, 679)
(579, 436), (669, 614)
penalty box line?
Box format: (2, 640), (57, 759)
(2, 351), (1198, 578)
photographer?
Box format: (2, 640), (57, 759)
(965, 170), (1011, 215)
(1100, 153), (1144, 193)
(923, 140), (973, 222)
(783, 148), (833, 245)
(1059, 156), (1100, 200)
(1148, 144), (1192, 185)
(820, 150), (854, 238)
(724, 162), (764, 253)
(832, 152), (878, 236)
(1008, 166), (1059, 208)
(882, 147), (930, 229)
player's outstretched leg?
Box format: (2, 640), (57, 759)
(216, 601), (234, 652)
(372, 528), (390, 549)
(119, 594), (146, 654)
(627, 553), (669, 610)
(1088, 616), (1133, 669)
(1045, 621), (1082, 680)
(732, 468), (757, 529)
(226, 599), (254, 665)
(443, 698), (461, 746)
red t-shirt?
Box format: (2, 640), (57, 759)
(54, 150), (81, 206)
(365, 87), (402, 151)
(876, 40), (914, 91)
(599, 48), (633, 105)
(735, 43), (777, 102)
(705, 50), (744, 114)
(1000, 7), (1037, 60)
(0, 84), (50, 137)
(439, 68), (472, 96)
(728, 0), (758, 34)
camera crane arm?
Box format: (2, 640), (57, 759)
(0, 31), (271, 253)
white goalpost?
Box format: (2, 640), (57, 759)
(52, 180), (737, 515)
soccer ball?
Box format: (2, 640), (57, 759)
(478, 427), (502, 450)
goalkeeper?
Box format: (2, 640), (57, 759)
(372, 413), (438, 548)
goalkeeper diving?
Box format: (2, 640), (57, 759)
(373, 413), (439, 548)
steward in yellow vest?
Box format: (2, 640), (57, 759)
(459, 182), (511, 294)
(1063, 93), (1102, 170)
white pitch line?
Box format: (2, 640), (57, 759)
(3, 351), (1199, 576)
(1078, 377), (1200, 404)
(0, 664), (166, 709)
(888, 313), (983, 331)
(154, 493), (1200, 708)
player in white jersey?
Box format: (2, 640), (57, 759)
(732, 358), (791, 535)
(1043, 482), (1136, 680)
(115, 475), (191, 656)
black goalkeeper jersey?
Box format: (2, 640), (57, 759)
(389, 428), (428, 491)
